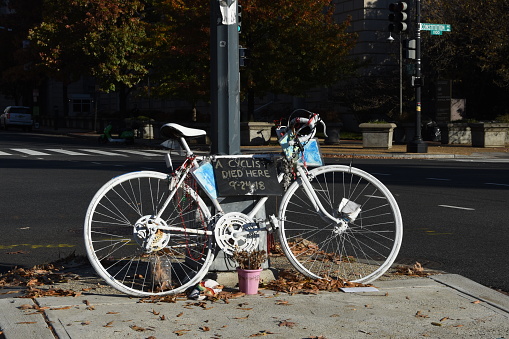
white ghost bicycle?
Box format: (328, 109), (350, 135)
(84, 109), (403, 296)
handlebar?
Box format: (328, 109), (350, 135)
(286, 110), (328, 139)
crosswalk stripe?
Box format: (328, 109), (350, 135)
(143, 150), (170, 154)
(46, 149), (90, 156)
(0, 151), (12, 155)
(114, 149), (162, 157)
(79, 149), (129, 156)
(11, 148), (51, 156)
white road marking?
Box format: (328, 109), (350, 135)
(46, 149), (90, 156)
(438, 205), (475, 211)
(11, 148), (51, 156)
(115, 149), (162, 157)
(79, 149), (128, 156)
(485, 182), (509, 187)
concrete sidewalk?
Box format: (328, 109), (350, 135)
(0, 274), (508, 338)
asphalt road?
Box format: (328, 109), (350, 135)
(1, 130), (508, 294)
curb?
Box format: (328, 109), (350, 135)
(431, 274), (509, 314)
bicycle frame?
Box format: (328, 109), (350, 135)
(84, 112), (403, 296)
(154, 134), (340, 238)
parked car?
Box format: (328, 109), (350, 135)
(0, 106), (33, 131)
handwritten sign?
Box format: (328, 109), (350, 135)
(213, 157), (282, 196)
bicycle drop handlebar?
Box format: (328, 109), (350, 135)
(286, 109), (328, 141)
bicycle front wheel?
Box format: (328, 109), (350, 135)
(84, 171), (214, 296)
(278, 165), (402, 284)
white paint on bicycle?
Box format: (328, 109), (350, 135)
(214, 212), (260, 255)
(133, 216), (170, 252)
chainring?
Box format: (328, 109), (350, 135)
(213, 212), (260, 255)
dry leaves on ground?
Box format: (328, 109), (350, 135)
(394, 262), (433, 277)
(265, 270), (370, 294)
(0, 252), (89, 297)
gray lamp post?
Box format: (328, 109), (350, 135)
(210, 0), (241, 155)
(406, 0), (428, 153)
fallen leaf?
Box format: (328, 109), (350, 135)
(152, 309), (160, 315)
(106, 312), (119, 314)
(472, 300), (482, 304)
(104, 321), (114, 327)
(16, 322), (37, 324)
(176, 312), (184, 317)
(130, 325), (147, 332)
(160, 315), (166, 320)
(439, 317), (449, 322)
(415, 311), (429, 318)
(249, 330), (275, 337)
(81, 321), (91, 326)
(278, 320), (297, 328)
(50, 306), (72, 310)
(174, 329), (191, 336)
(431, 322), (442, 326)
(234, 315), (250, 320)
(200, 326), (210, 331)
(18, 304), (35, 310)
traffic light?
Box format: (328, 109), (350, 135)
(388, 2), (408, 33)
(403, 39), (416, 59)
(237, 4), (242, 33)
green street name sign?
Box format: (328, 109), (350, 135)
(420, 23), (451, 32)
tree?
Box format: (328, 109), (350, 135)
(142, 0), (210, 114)
(423, 0), (509, 119)
(28, 0), (150, 116)
(146, 0), (358, 119)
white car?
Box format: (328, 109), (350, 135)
(0, 106), (33, 131)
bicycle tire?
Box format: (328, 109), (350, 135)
(84, 171), (214, 296)
(278, 165), (402, 284)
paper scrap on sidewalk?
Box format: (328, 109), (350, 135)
(340, 286), (379, 293)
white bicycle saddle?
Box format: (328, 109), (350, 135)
(160, 123), (206, 139)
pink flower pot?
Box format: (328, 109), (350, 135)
(237, 268), (262, 295)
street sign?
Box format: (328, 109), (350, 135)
(420, 23), (451, 32)
(431, 30), (442, 35)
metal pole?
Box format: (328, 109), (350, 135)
(210, 0), (241, 155)
(399, 32), (403, 116)
(406, 0), (428, 153)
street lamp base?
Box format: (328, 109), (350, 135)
(407, 140), (428, 153)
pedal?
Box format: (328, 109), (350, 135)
(268, 214), (280, 230)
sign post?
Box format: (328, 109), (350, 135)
(210, 0), (241, 155)
(406, 0), (428, 153)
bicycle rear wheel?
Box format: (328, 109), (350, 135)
(84, 171), (214, 296)
(278, 165), (402, 284)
